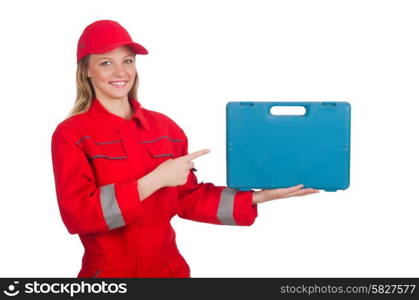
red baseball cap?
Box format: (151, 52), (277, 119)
(77, 20), (148, 63)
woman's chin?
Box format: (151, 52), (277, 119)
(103, 91), (129, 100)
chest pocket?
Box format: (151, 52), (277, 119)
(139, 136), (185, 179)
(83, 138), (128, 161)
(77, 136), (129, 184)
(141, 136), (184, 161)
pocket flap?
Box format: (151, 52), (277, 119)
(142, 137), (176, 158)
(80, 137), (128, 161)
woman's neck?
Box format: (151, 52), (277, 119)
(97, 95), (133, 120)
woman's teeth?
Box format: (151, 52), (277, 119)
(109, 81), (127, 88)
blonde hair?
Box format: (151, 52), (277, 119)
(66, 55), (139, 119)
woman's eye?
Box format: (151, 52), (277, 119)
(100, 59), (133, 66)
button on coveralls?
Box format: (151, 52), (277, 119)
(51, 97), (258, 278)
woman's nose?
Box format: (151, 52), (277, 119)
(113, 64), (129, 76)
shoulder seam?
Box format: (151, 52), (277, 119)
(55, 123), (79, 146)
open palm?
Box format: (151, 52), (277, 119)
(252, 184), (320, 204)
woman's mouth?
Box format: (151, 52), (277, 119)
(109, 81), (128, 88)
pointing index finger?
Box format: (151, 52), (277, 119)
(184, 149), (211, 161)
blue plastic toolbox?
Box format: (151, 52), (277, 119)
(226, 101), (351, 192)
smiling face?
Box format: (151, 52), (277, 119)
(87, 45), (137, 102)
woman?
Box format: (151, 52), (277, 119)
(51, 19), (319, 278)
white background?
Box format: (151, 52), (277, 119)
(0, 0), (418, 277)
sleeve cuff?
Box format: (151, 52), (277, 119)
(233, 190), (258, 226)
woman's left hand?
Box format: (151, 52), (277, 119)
(252, 184), (320, 204)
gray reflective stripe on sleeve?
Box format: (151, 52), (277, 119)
(100, 184), (125, 230)
(217, 187), (237, 225)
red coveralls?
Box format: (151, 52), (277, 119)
(51, 97), (258, 278)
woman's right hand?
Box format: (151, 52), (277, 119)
(152, 149), (211, 188)
(137, 149), (210, 201)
